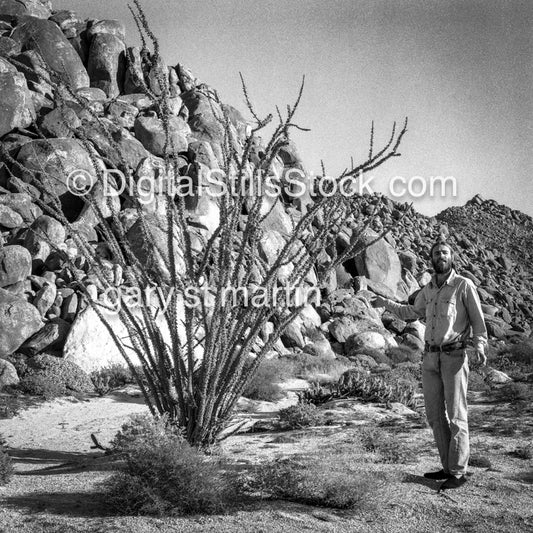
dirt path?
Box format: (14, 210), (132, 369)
(1, 389), (532, 533)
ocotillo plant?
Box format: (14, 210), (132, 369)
(1, 1), (408, 446)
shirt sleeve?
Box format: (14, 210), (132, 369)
(462, 280), (488, 352)
(384, 288), (427, 321)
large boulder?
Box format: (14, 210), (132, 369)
(0, 193), (42, 224)
(0, 204), (23, 229)
(0, 358), (19, 389)
(126, 213), (186, 283)
(0, 70), (36, 137)
(0, 245), (31, 288)
(134, 113), (189, 156)
(87, 32), (126, 98)
(0, 0), (51, 21)
(82, 117), (149, 171)
(63, 298), (201, 373)
(16, 138), (98, 203)
(354, 229), (402, 297)
(11, 17), (89, 90)
(0, 288), (43, 357)
(23, 214), (66, 264)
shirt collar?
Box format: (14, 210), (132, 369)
(430, 268), (457, 289)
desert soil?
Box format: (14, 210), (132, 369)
(0, 386), (532, 533)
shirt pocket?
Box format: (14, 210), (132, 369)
(439, 298), (457, 320)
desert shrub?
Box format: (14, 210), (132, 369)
(508, 340), (533, 365)
(298, 381), (337, 406)
(0, 435), (13, 486)
(510, 443), (533, 460)
(18, 354), (94, 399)
(468, 370), (491, 392)
(387, 345), (421, 364)
(242, 358), (292, 401)
(351, 347), (392, 366)
(110, 413), (184, 454)
(338, 369), (418, 409)
(494, 382), (533, 404)
(90, 364), (136, 396)
(278, 403), (324, 429)
(469, 454), (492, 468)
(358, 426), (416, 464)
(104, 415), (234, 515)
(386, 362), (422, 388)
(289, 352), (351, 383)
(249, 452), (387, 510)
(18, 374), (65, 400)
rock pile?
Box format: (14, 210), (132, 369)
(0, 1), (530, 386)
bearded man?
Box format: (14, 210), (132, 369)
(372, 239), (487, 490)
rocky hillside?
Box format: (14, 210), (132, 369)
(0, 0), (531, 388)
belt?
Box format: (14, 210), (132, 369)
(424, 341), (466, 353)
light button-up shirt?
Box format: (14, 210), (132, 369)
(385, 269), (488, 352)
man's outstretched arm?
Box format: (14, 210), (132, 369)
(371, 290), (426, 321)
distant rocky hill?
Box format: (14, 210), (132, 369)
(0, 0), (531, 386)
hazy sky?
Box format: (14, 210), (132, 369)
(52, 0), (533, 217)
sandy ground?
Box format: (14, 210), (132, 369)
(0, 386), (532, 533)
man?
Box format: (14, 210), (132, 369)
(372, 239), (487, 490)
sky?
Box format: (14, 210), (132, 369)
(52, 0), (533, 217)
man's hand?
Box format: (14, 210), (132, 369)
(371, 295), (388, 308)
(473, 348), (487, 367)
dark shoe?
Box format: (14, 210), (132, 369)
(424, 469), (452, 480)
(440, 475), (467, 490)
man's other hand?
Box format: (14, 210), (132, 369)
(371, 295), (388, 308)
(473, 348), (487, 366)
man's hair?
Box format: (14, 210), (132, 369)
(430, 238), (453, 257)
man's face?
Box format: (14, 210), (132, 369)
(431, 244), (453, 274)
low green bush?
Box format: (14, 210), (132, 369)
(278, 403), (323, 429)
(468, 370), (491, 392)
(495, 382), (533, 403)
(387, 345), (421, 364)
(90, 364), (136, 396)
(289, 353), (352, 383)
(242, 358), (292, 401)
(338, 369), (418, 409)
(0, 435), (13, 485)
(249, 451), (387, 510)
(18, 354), (94, 399)
(511, 442), (533, 460)
(358, 426), (416, 464)
(104, 414), (235, 515)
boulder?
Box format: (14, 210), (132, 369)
(328, 315), (382, 343)
(87, 32), (126, 98)
(18, 317), (69, 355)
(63, 297), (201, 373)
(32, 281), (56, 316)
(134, 112), (189, 156)
(0, 288), (43, 357)
(87, 19), (126, 42)
(16, 138), (98, 202)
(0, 358), (19, 389)
(0, 193), (42, 223)
(126, 213), (186, 283)
(82, 117), (149, 171)
(0, 204), (23, 228)
(0, 245), (31, 287)
(0, 70), (36, 137)
(11, 17), (89, 90)
(353, 231), (402, 294)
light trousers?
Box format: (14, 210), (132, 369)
(422, 349), (469, 476)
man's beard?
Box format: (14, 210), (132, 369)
(432, 258), (452, 274)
